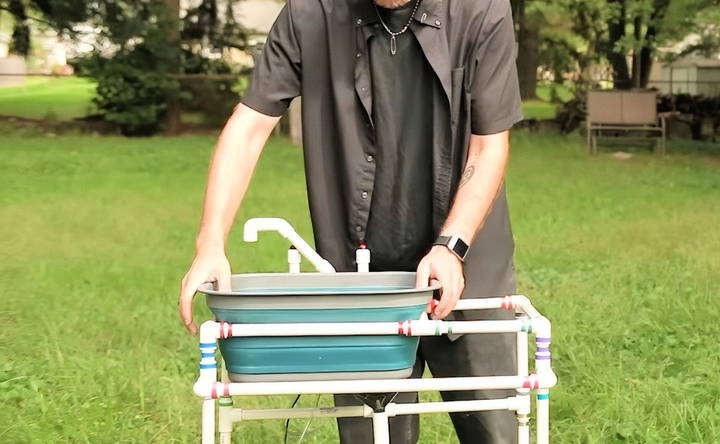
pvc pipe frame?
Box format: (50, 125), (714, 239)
(195, 294), (556, 444)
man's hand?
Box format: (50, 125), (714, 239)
(415, 245), (465, 319)
(179, 247), (232, 334)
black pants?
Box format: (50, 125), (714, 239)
(335, 311), (518, 444)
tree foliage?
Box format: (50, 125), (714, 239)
(526, 0), (720, 91)
(2, 0), (250, 134)
(0, 0), (89, 55)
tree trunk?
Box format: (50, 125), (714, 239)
(606, 0), (631, 89)
(631, 16), (642, 88)
(513, 0), (538, 99)
(638, 0), (669, 89)
(517, 16), (539, 100)
(639, 44), (654, 88)
(164, 0), (181, 134)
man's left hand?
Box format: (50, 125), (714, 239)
(415, 245), (465, 319)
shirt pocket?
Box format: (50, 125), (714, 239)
(450, 67), (465, 127)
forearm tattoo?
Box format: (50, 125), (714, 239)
(459, 165), (475, 188)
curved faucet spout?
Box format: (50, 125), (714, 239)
(243, 218), (336, 273)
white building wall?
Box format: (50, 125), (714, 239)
(696, 68), (720, 97)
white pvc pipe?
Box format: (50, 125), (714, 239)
(517, 322), (529, 379)
(518, 422), (530, 444)
(385, 397), (522, 416)
(453, 295), (541, 318)
(202, 398), (215, 444)
(535, 324), (554, 444)
(243, 218), (335, 273)
(226, 319), (527, 338)
(287, 247), (301, 273)
(218, 358), (232, 444)
(453, 298), (504, 311)
(230, 405), (370, 421)
(218, 400), (233, 444)
(222, 375), (538, 396)
(511, 295), (542, 318)
(516, 396), (531, 444)
(194, 321), (219, 397)
(226, 398), (522, 423)
(356, 247), (370, 273)
(372, 411), (390, 444)
(537, 389), (550, 444)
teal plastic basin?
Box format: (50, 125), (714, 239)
(200, 272), (438, 381)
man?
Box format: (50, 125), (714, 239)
(179, 0), (523, 442)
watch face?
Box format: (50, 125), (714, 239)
(454, 238), (469, 259)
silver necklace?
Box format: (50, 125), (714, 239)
(372, 0), (422, 55)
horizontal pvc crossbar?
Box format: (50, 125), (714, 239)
(386, 397), (523, 416)
(223, 319), (529, 338)
(214, 375), (550, 397)
(231, 405), (369, 421)
(228, 397), (525, 422)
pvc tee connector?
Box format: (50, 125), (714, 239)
(356, 245), (370, 273)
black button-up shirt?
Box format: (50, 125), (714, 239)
(242, 0), (523, 300)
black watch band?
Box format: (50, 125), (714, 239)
(433, 235), (469, 262)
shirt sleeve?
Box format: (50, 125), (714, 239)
(469, 0), (524, 135)
(241, 3), (301, 117)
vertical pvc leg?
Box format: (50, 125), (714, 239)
(202, 398), (216, 444)
(218, 357), (232, 444)
(517, 414), (530, 444)
(535, 331), (552, 444)
(372, 411), (390, 444)
(218, 398), (233, 444)
(536, 389), (550, 444)
(516, 315), (529, 378)
(516, 391), (531, 444)
(516, 315), (530, 444)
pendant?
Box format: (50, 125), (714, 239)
(390, 35), (397, 55)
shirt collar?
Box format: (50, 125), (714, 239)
(350, 0), (443, 29)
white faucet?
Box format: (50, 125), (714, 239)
(243, 218), (336, 273)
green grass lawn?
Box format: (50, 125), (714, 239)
(521, 100), (558, 120)
(1, 132), (719, 443)
(521, 83), (575, 120)
(0, 76), (97, 121)
(0, 76), (568, 123)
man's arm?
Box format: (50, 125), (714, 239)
(416, 130), (510, 319)
(179, 104), (280, 334)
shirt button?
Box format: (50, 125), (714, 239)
(356, 18), (363, 25)
(355, 225), (362, 232)
(361, 191), (368, 199)
(435, 19), (442, 26)
(366, 154), (374, 162)
(356, 52), (362, 58)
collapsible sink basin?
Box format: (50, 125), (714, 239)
(200, 272), (439, 382)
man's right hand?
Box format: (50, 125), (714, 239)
(179, 248), (232, 335)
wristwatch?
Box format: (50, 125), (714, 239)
(433, 235), (469, 262)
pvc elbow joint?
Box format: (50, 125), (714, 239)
(199, 321), (219, 343)
(538, 370), (558, 389)
(532, 316), (552, 339)
(194, 379), (215, 398)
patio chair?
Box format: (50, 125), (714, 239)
(586, 90), (666, 155)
